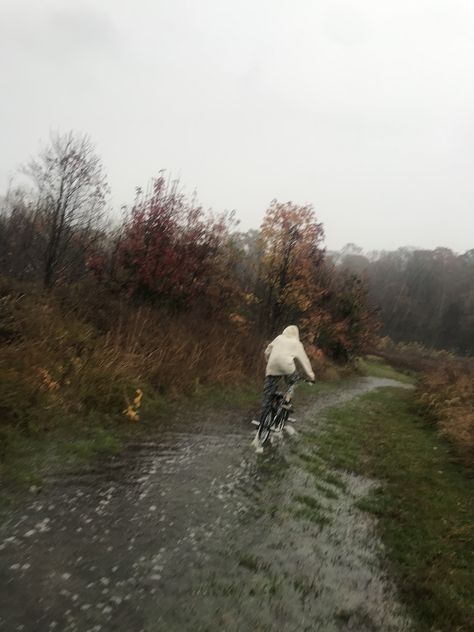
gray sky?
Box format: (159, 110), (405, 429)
(1, 0), (473, 252)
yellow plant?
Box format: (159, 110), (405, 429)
(37, 368), (59, 391)
(133, 388), (143, 407)
(123, 388), (143, 422)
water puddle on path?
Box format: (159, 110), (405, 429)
(0, 378), (412, 632)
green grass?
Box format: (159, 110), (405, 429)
(313, 481), (339, 499)
(188, 382), (260, 410)
(307, 387), (474, 632)
(292, 493), (331, 527)
(299, 380), (341, 397)
(0, 361), (350, 507)
(0, 415), (127, 508)
(238, 552), (270, 573)
(0, 381), (261, 507)
(358, 357), (416, 384)
(292, 574), (320, 600)
(295, 448), (347, 494)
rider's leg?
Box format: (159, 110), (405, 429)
(283, 371), (298, 403)
(258, 375), (279, 425)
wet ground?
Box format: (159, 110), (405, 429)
(0, 378), (413, 632)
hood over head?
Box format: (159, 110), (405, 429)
(282, 325), (300, 340)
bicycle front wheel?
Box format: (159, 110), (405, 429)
(257, 409), (273, 445)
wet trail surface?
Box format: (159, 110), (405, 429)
(0, 378), (412, 632)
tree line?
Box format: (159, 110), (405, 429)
(335, 244), (474, 355)
(0, 131), (378, 363)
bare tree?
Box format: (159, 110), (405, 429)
(21, 131), (108, 288)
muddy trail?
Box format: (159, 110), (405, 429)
(0, 378), (413, 632)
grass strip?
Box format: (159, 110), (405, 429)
(307, 386), (473, 632)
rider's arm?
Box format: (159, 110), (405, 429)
(295, 343), (315, 381)
(264, 342), (273, 360)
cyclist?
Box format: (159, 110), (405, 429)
(253, 325), (315, 429)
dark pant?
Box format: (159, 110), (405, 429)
(258, 372), (298, 425)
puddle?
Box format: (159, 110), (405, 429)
(0, 377), (412, 631)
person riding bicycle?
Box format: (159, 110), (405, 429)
(255, 325), (315, 429)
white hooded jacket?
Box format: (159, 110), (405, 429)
(264, 325), (315, 380)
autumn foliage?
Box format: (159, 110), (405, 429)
(0, 131), (380, 453)
(417, 364), (474, 469)
(371, 340), (474, 467)
(114, 177), (234, 308)
(258, 201), (325, 330)
(253, 200), (378, 360)
(85, 179), (379, 361)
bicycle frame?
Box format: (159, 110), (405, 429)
(257, 377), (303, 444)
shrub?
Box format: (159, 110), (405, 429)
(417, 367), (474, 468)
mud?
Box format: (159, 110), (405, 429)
(0, 377), (413, 631)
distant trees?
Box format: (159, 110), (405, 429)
(0, 132), (108, 288)
(336, 246), (474, 354)
(0, 188), (37, 280)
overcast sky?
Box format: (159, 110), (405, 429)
(1, 0), (473, 252)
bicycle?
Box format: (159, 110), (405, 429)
(256, 377), (309, 446)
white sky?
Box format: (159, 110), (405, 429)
(1, 0), (473, 252)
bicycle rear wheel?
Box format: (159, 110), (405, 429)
(257, 409), (273, 445)
(274, 408), (288, 432)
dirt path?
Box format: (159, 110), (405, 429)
(0, 378), (412, 632)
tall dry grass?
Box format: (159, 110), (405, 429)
(417, 366), (474, 469)
(370, 339), (474, 469)
(0, 276), (265, 456)
(372, 338), (474, 374)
